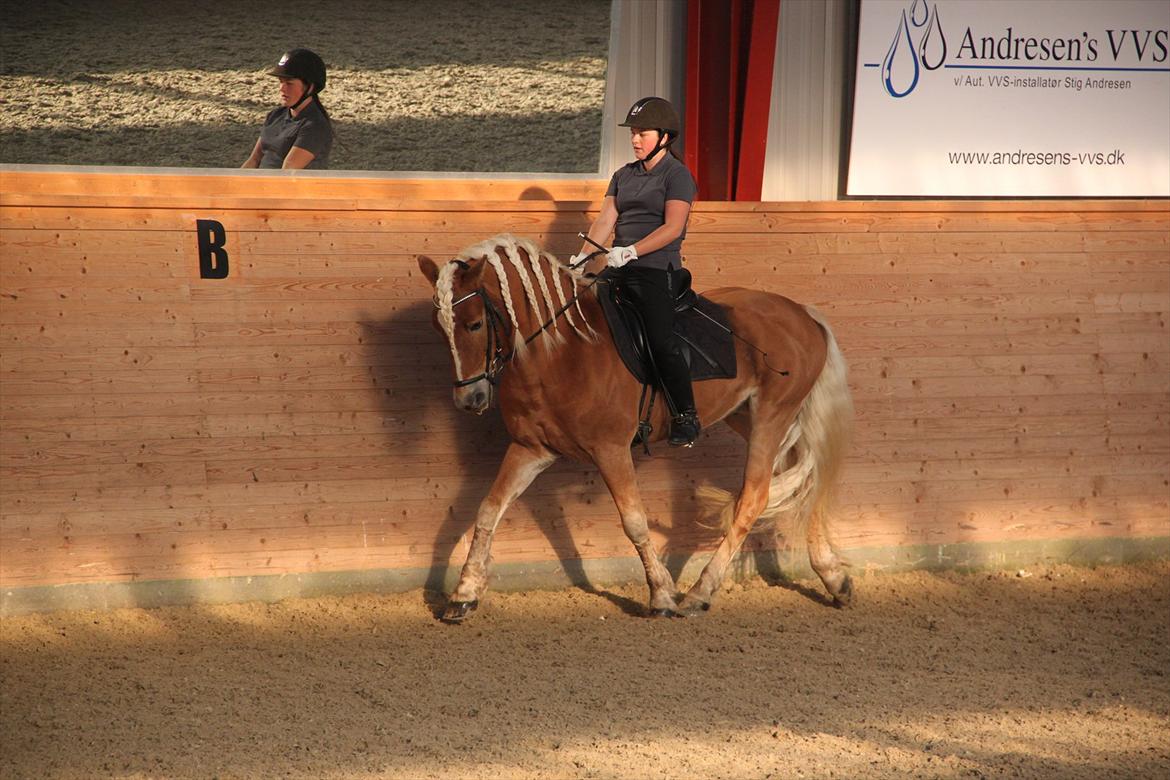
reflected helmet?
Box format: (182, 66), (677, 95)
(619, 97), (680, 135)
(268, 48), (327, 93)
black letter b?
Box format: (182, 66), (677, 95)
(197, 219), (229, 279)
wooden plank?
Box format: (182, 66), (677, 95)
(7, 246), (1166, 286)
(0, 172), (609, 202)
(848, 431), (1168, 462)
(6, 203), (1168, 234)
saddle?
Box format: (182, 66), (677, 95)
(596, 266), (737, 388)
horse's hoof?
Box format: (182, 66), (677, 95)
(677, 598), (711, 616)
(832, 576), (854, 609)
(439, 600), (479, 623)
(648, 607), (683, 618)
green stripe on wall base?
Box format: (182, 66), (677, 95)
(3, 536), (1167, 616)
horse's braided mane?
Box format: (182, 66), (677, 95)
(435, 235), (597, 374)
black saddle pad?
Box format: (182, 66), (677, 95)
(597, 274), (737, 386)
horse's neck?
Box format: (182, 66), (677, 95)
(489, 250), (588, 340)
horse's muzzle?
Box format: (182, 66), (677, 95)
(453, 381), (491, 415)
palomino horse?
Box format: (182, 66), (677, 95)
(418, 234), (853, 621)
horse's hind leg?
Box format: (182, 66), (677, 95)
(678, 404), (795, 614)
(443, 442), (556, 623)
(593, 445), (680, 616)
(808, 515), (853, 607)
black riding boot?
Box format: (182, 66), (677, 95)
(668, 408), (701, 447)
(661, 365), (700, 447)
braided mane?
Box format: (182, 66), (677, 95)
(434, 234), (598, 375)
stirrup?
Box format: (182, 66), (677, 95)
(669, 412), (701, 448)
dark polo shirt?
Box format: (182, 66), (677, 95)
(605, 154), (697, 270)
(259, 100), (333, 169)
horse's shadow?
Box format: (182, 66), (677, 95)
(367, 279), (643, 620)
(522, 482), (647, 618)
(359, 300), (502, 613)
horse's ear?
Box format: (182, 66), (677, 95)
(417, 255), (440, 286)
(464, 256), (488, 286)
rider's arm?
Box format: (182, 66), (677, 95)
(282, 146), (318, 169)
(577, 195), (618, 256)
(241, 137), (262, 168)
(576, 196), (618, 271)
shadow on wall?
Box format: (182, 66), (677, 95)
(0, 112), (604, 173)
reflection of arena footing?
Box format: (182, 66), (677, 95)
(5, 537), (1167, 616)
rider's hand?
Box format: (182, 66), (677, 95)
(569, 251), (590, 267)
(606, 245), (638, 268)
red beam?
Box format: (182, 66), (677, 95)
(685, 0), (733, 200)
(685, 0), (778, 201)
(734, 0), (780, 200)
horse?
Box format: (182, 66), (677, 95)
(417, 234), (854, 621)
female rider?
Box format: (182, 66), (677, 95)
(574, 96), (700, 447)
(242, 48), (333, 170)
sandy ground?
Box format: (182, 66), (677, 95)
(0, 0), (609, 171)
(2, 561), (1168, 779)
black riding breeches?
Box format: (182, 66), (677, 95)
(614, 264), (695, 415)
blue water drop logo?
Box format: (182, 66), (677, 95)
(919, 3), (947, 71)
(882, 9), (920, 98)
(909, 0), (928, 27)
(881, 0), (948, 97)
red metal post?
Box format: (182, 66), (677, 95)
(685, 0), (778, 201)
(685, 0), (733, 201)
(734, 0), (780, 200)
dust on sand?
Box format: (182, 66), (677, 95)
(2, 561), (1168, 779)
(0, 0), (610, 172)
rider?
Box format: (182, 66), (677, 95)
(242, 48), (333, 169)
(574, 96), (700, 447)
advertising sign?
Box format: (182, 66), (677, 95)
(847, 0), (1170, 196)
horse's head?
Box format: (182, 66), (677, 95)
(418, 253), (508, 415)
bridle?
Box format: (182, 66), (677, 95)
(438, 259), (601, 390)
(444, 287), (515, 388)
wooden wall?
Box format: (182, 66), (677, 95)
(2, 169), (1167, 604)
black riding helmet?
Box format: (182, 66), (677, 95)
(619, 96), (680, 167)
(268, 48), (327, 110)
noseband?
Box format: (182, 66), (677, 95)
(444, 287), (514, 388)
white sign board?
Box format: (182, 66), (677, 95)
(847, 0), (1170, 196)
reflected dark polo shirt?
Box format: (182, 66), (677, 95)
(605, 154), (697, 270)
(258, 101), (333, 169)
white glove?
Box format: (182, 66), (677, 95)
(569, 251), (590, 266)
(606, 245), (638, 268)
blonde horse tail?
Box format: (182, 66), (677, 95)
(774, 306), (853, 554)
(698, 306), (853, 558)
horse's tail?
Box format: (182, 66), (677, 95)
(698, 305), (853, 552)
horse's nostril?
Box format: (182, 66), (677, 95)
(472, 391), (486, 408)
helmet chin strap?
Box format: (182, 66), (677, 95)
(289, 85), (315, 113)
(638, 130), (673, 169)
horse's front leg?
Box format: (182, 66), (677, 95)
(592, 445), (680, 616)
(443, 442), (556, 623)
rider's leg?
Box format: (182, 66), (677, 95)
(618, 266), (701, 445)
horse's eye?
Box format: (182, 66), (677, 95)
(467, 321), (483, 332)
